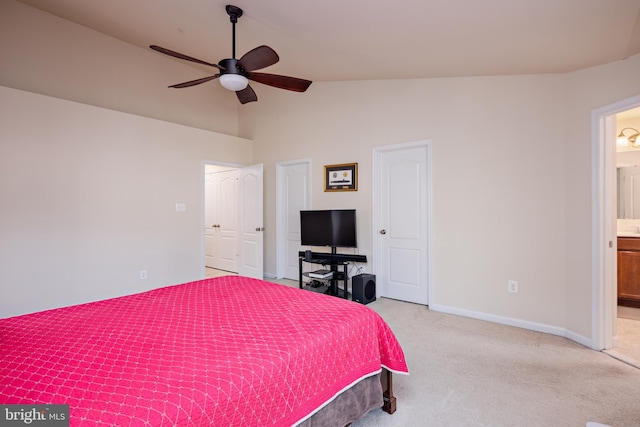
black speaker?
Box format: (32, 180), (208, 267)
(352, 274), (376, 305)
(304, 250), (313, 261)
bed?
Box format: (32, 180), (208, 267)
(0, 276), (408, 426)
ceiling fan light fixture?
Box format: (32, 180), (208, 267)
(219, 74), (248, 91)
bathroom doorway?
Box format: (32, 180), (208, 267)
(608, 107), (640, 367)
(593, 95), (640, 366)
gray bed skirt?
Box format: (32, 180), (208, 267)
(297, 373), (383, 427)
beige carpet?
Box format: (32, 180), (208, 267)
(350, 298), (640, 427)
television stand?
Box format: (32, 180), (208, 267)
(298, 250), (367, 299)
(299, 257), (349, 298)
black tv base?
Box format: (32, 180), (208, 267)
(298, 250), (367, 299)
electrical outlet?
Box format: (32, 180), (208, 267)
(139, 270), (148, 280)
(508, 280), (518, 293)
(175, 203), (186, 212)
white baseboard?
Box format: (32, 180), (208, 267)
(429, 303), (593, 349)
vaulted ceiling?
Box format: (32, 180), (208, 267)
(16, 0), (640, 84)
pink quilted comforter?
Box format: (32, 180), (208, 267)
(0, 276), (408, 426)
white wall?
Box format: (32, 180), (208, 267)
(241, 74), (569, 329)
(0, 86), (252, 317)
(240, 54), (640, 343)
(0, 0), (238, 135)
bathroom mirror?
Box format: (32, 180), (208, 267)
(617, 165), (640, 219)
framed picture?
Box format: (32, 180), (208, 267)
(324, 163), (358, 192)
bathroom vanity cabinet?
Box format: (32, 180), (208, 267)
(617, 237), (640, 308)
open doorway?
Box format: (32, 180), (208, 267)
(202, 161), (265, 280)
(592, 96), (640, 366)
(204, 163), (240, 276)
(608, 107), (640, 366)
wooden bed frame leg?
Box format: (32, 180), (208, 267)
(381, 368), (397, 414)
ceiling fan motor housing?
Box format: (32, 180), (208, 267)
(218, 58), (245, 76)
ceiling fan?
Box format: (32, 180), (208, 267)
(150, 4), (312, 104)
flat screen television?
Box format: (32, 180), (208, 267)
(300, 209), (357, 249)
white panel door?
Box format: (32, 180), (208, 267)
(376, 142), (430, 304)
(238, 164), (264, 279)
(204, 173), (217, 268)
(281, 162), (310, 280)
(217, 170), (239, 272)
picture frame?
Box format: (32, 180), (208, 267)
(324, 163), (358, 192)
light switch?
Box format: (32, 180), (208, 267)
(175, 203), (187, 212)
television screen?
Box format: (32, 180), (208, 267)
(300, 209), (357, 248)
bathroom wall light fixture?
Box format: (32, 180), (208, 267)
(617, 127), (640, 147)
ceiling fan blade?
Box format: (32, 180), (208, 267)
(238, 45), (279, 72)
(150, 45), (223, 70)
(169, 75), (220, 88)
(247, 72), (312, 92)
(236, 85), (258, 104)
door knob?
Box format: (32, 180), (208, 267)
(380, 229), (387, 235)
